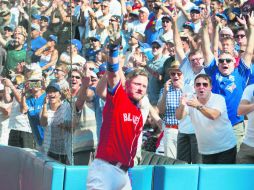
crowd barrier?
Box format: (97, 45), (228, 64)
(0, 145), (254, 190)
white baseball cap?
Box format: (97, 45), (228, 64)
(139, 7), (149, 15)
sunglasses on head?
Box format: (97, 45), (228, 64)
(71, 75), (81, 79)
(93, 1), (100, 4)
(195, 82), (209, 88)
(218, 58), (233, 64)
(170, 72), (182, 77)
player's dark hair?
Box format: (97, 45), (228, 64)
(194, 74), (212, 85)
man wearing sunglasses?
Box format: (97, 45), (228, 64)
(201, 13), (254, 151)
(176, 74), (237, 164)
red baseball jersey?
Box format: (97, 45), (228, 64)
(96, 82), (143, 168)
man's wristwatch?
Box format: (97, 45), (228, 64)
(196, 105), (204, 111)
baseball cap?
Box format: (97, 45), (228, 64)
(90, 35), (101, 42)
(4, 25), (14, 31)
(32, 14), (41, 20)
(190, 6), (201, 13)
(183, 21), (195, 31)
(220, 27), (234, 37)
(180, 31), (188, 38)
(152, 40), (163, 47)
(1, 0), (10, 5)
(217, 0), (224, 3)
(139, 7), (149, 15)
(31, 23), (41, 31)
(40, 15), (50, 23)
(168, 60), (181, 71)
(46, 82), (61, 93)
(162, 15), (172, 21)
(70, 39), (82, 52)
(216, 13), (228, 21)
(49, 35), (58, 43)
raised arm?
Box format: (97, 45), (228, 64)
(242, 12), (254, 67)
(75, 70), (95, 111)
(172, 13), (186, 63)
(201, 15), (214, 66)
(107, 22), (121, 89)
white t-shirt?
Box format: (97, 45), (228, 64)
(179, 57), (205, 134)
(109, 0), (122, 16)
(0, 101), (11, 145)
(240, 84), (254, 147)
(8, 98), (31, 133)
(131, 20), (149, 35)
(186, 93), (236, 154)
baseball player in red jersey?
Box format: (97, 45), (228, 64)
(86, 29), (148, 189)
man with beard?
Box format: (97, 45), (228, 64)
(86, 27), (148, 189)
(176, 74), (237, 164)
(1, 33), (26, 77)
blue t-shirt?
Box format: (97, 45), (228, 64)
(26, 93), (46, 145)
(247, 63), (254, 85)
(204, 58), (250, 126)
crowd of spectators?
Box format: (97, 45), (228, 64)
(0, 0), (254, 165)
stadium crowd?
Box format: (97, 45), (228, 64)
(0, 0), (254, 166)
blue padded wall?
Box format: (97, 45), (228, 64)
(198, 164), (254, 190)
(64, 166), (89, 190)
(154, 165), (199, 190)
(129, 165), (153, 190)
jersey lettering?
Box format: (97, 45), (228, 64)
(123, 113), (140, 125)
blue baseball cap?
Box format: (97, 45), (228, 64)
(49, 35), (58, 43)
(216, 13), (228, 21)
(193, 0), (203, 6)
(183, 21), (195, 31)
(46, 82), (61, 93)
(32, 14), (41, 20)
(190, 6), (201, 13)
(152, 40), (163, 47)
(90, 35), (101, 42)
(70, 39), (82, 52)
(40, 15), (50, 23)
(217, 0), (224, 3)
